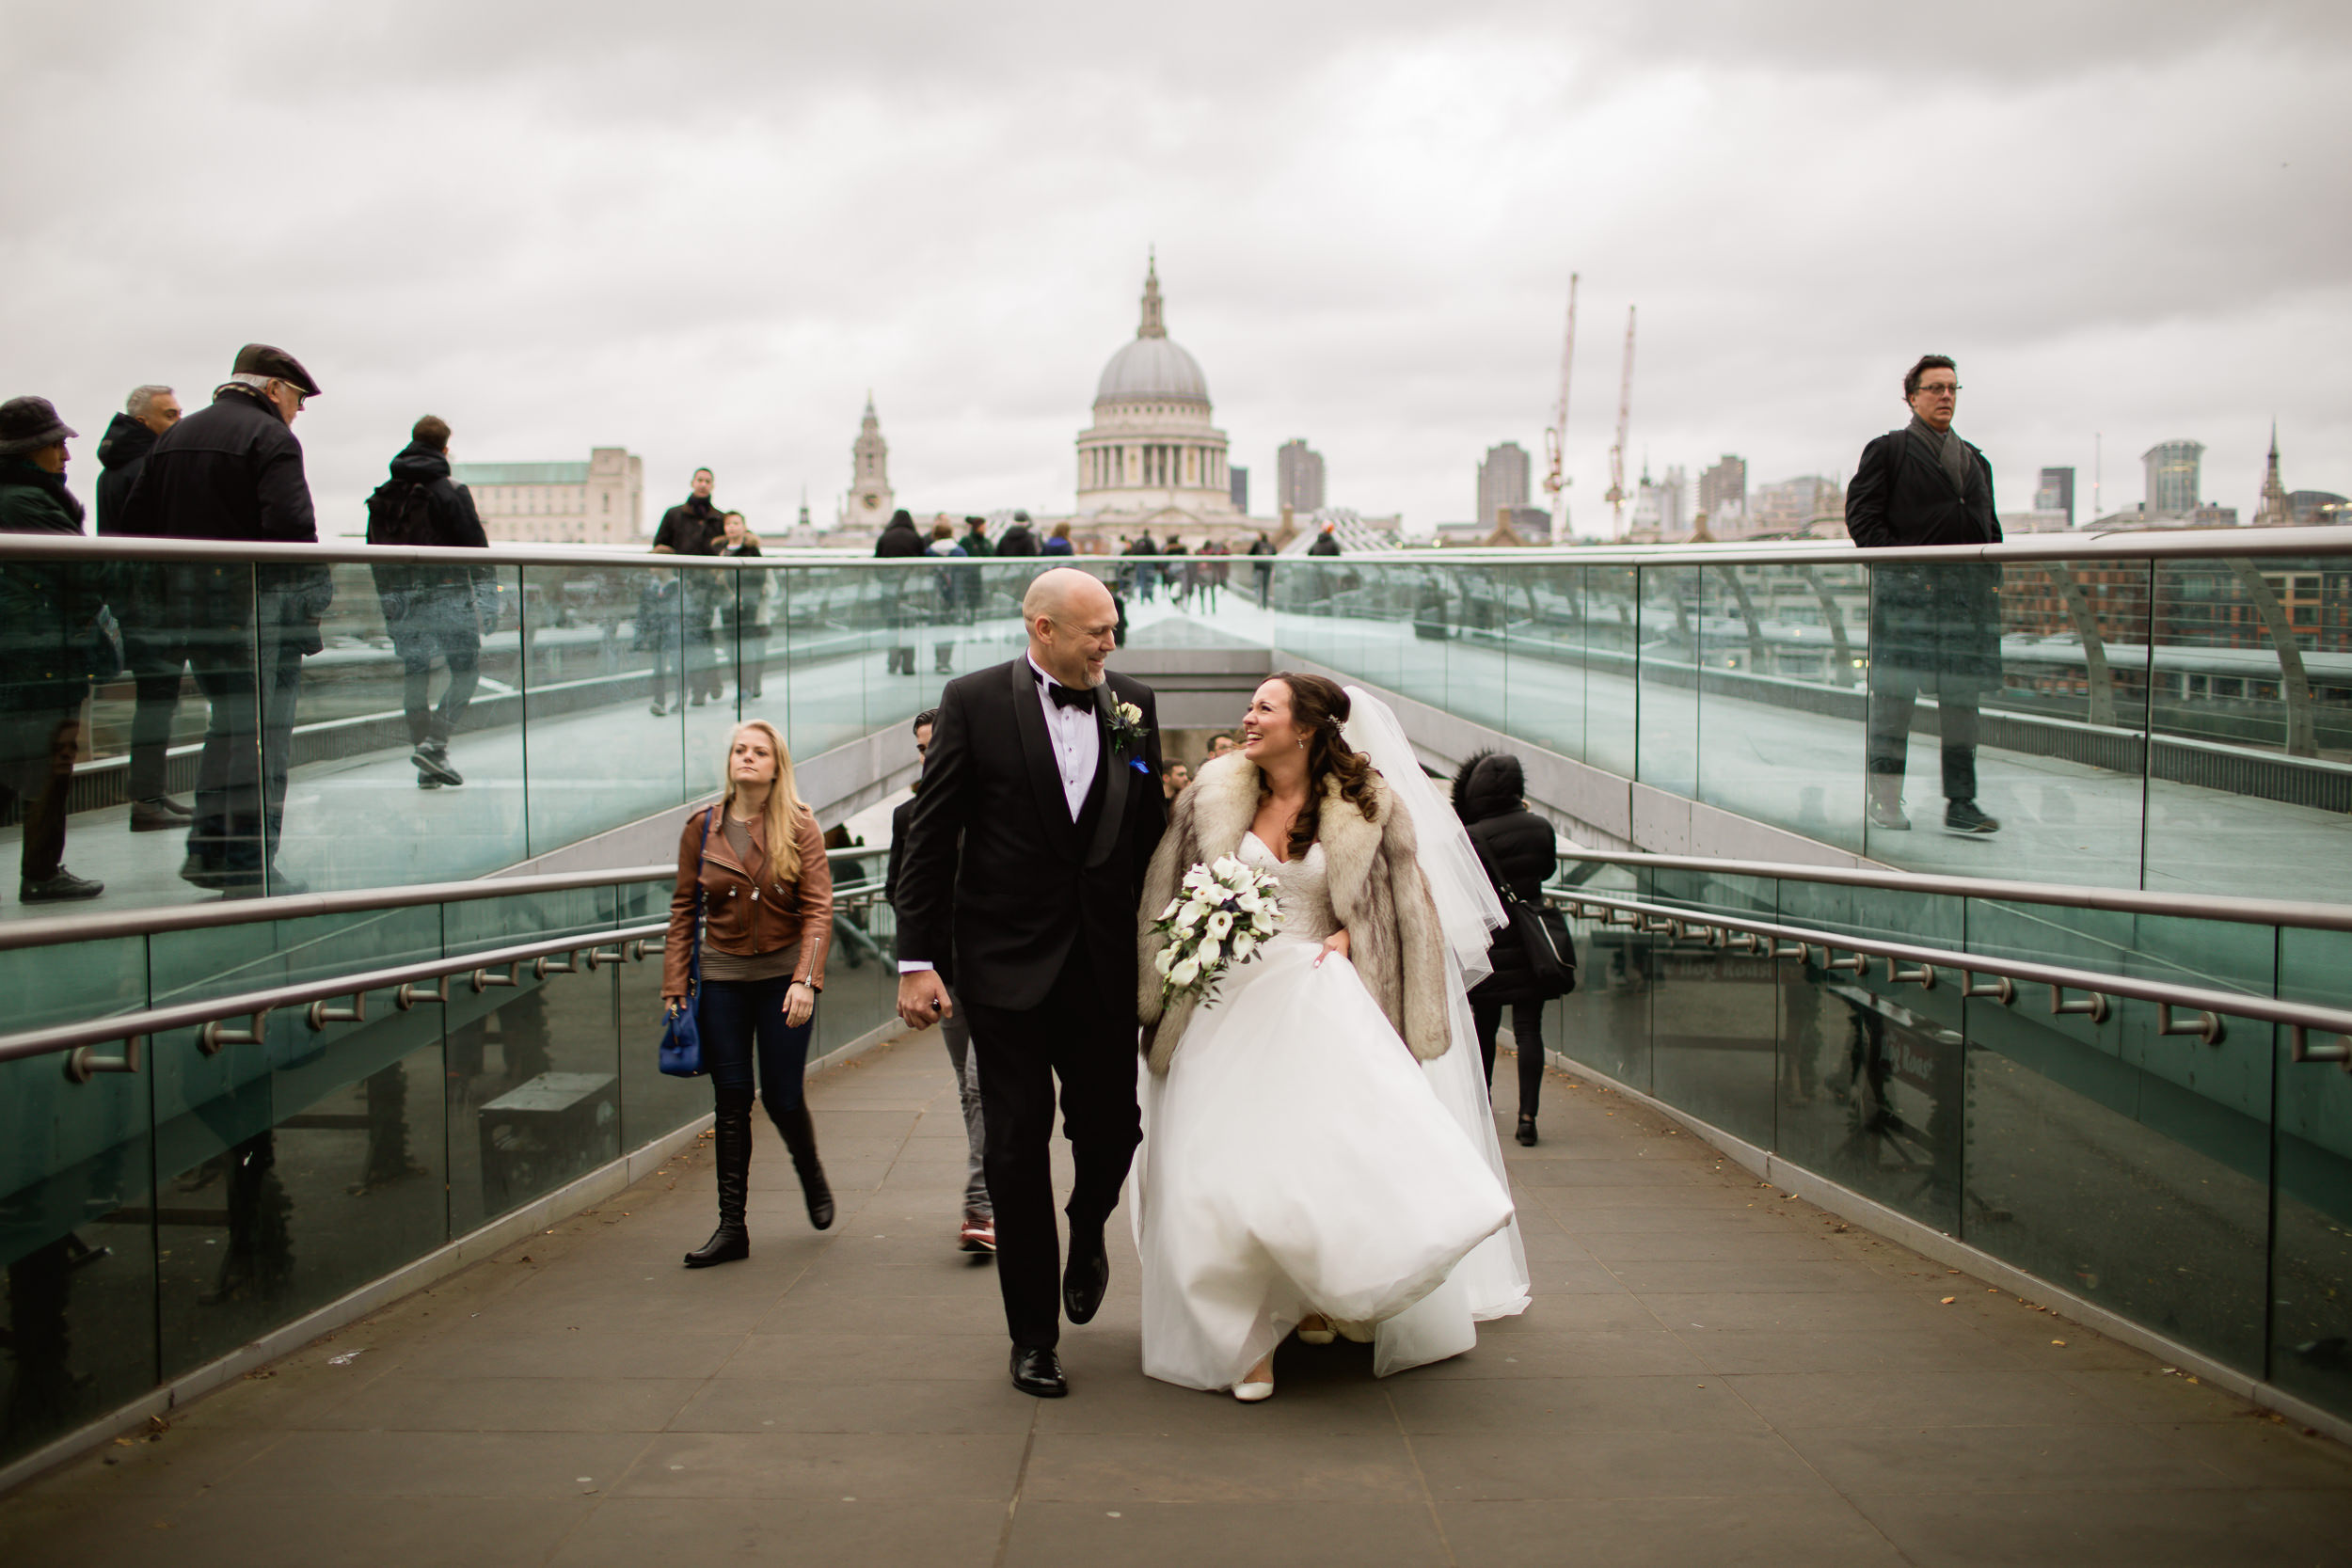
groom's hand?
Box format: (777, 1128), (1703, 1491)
(898, 969), (953, 1030)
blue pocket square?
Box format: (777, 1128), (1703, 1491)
(1131, 758), (1152, 773)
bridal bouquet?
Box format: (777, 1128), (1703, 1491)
(1152, 856), (1282, 1009)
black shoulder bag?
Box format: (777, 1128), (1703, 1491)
(1470, 834), (1578, 998)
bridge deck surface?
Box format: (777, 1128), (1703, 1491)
(3, 1031), (2347, 1567)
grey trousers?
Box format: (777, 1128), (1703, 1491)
(939, 998), (990, 1216)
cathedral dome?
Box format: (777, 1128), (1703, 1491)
(1095, 336), (1209, 405)
(1091, 257), (1210, 408)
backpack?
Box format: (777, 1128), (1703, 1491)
(366, 479), (440, 546)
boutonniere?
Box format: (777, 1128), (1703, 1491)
(1106, 699), (1151, 766)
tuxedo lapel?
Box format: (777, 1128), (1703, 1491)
(1085, 680), (1135, 870)
(1008, 657), (1077, 848)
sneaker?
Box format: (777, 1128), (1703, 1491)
(1866, 787), (1911, 832)
(418, 776), (443, 790)
(129, 797), (192, 832)
(179, 854), (231, 891)
(412, 743), (463, 787)
(1944, 800), (2001, 836)
(648, 701), (668, 717)
(22, 867), (103, 902)
(958, 1211), (996, 1254)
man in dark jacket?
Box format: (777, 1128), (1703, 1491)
(0, 396), (106, 901)
(883, 707), (993, 1255)
(119, 343), (329, 895)
(960, 515), (994, 559)
(994, 511), (1039, 557)
(95, 384), (191, 832)
(1844, 355), (2002, 836)
(367, 415), (490, 788)
(874, 509), (925, 674)
(1455, 752), (1563, 1145)
(651, 469), (725, 708)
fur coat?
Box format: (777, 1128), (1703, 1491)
(1136, 752), (1451, 1075)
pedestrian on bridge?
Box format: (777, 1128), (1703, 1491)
(1845, 355), (2003, 837)
(666, 720), (836, 1266)
(95, 383), (192, 833)
(365, 415), (491, 790)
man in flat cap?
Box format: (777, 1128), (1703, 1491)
(119, 344), (332, 895)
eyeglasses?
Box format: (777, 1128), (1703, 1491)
(1915, 382), (1960, 397)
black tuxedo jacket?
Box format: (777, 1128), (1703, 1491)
(896, 657), (1167, 1012)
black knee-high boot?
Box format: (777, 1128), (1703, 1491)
(684, 1085), (753, 1267)
(774, 1098), (834, 1230)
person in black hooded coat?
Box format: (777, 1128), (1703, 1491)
(1454, 751), (1561, 1145)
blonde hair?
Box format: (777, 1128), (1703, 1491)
(719, 720), (806, 882)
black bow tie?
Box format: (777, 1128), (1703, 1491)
(1037, 673), (1092, 712)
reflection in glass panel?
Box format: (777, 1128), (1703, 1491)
(1695, 561), (1867, 853)
(1550, 868), (1649, 1094)
(1634, 566), (1698, 797)
(446, 965), (622, 1232)
(1584, 565), (1639, 777)
(815, 848), (898, 1067)
(1502, 562), (1584, 764)
(520, 561), (682, 855)
(2272, 927), (2352, 1424)
(2143, 556), (2352, 903)
(1775, 879), (1964, 1231)
(616, 881), (705, 1149)
(1645, 868), (1777, 1148)
(1960, 899), (2268, 1374)
(0, 1050), (156, 1467)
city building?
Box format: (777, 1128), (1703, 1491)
(2036, 467), (2076, 526)
(2143, 438), (2203, 518)
(1476, 442), (1531, 530)
(1999, 511), (2074, 534)
(841, 394), (895, 531)
(2291, 490), (2349, 526)
(1074, 257), (1237, 522)
(1698, 454), (1747, 531)
(1278, 438), (1327, 514)
(1628, 465), (1687, 542)
(1753, 475), (1842, 534)
(2253, 427), (2294, 527)
(454, 448), (644, 544)
(1230, 465), (1248, 513)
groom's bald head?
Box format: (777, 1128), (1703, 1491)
(1025, 567), (1120, 690)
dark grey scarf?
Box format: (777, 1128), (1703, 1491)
(1908, 413), (1972, 494)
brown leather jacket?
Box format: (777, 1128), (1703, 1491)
(664, 803), (834, 995)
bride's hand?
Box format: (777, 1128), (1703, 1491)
(1313, 929), (1351, 968)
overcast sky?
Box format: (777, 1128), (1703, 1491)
(6, 1), (2347, 540)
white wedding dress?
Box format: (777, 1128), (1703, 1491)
(1133, 823), (1529, 1389)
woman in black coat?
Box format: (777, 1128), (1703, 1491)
(1455, 752), (1560, 1146)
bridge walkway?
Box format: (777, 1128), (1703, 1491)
(2, 1031), (2345, 1568)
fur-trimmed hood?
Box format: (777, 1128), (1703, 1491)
(1136, 752), (1451, 1073)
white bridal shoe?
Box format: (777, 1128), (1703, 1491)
(1232, 1375), (1274, 1402)
(1296, 1315), (1336, 1346)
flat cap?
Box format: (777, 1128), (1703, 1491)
(230, 343), (322, 398)
(0, 395), (78, 456)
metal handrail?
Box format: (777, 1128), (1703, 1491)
(0, 846), (890, 954)
(1558, 890), (2352, 1069)
(1551, 849), (2352, 935)
(1, 526), (2345, 570)
(2, 921), (667, 1071)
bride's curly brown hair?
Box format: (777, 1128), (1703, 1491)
(1263, 672), (1379, 860)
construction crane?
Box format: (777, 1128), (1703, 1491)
(1603, 305), (1636, 539)
(1540, 273), (1578, 544)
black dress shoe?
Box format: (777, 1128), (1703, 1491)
(1063, 1226), (1109, 1325)
(1009, 1346), (1067, 1398)
(1516, 1114), (1538, 1148)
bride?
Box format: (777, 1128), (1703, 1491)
(1132, 672), (1531, 1400)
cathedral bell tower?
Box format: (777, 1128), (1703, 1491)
(846, 393), (894, 527)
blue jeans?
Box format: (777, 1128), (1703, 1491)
(697, 976), (814, 1126)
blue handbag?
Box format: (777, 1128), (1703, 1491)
(658, 808), (714, 1077)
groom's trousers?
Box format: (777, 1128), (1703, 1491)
(961, 942), (1142, 1352)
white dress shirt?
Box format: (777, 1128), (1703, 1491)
(1027, 653), (1102, 821)
(899, 657), (1103, 975)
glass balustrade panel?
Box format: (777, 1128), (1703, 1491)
(1696, 560), (1867, 853)
(1499, 562), (1586, 765)
(1634, 565), (1699, 799)
(2144, 556), (2351, 904)
(519, 562), (683, 856)
(2271, 926), (2352, 1425)
(1645, 867), (1778, 1148)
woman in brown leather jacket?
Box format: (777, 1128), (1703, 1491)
(665, 720), (834, 1266)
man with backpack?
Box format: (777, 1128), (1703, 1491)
(366, 415), (490, 789)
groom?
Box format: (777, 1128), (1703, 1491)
(895, 566), (1167, 1397)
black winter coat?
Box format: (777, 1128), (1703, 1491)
(874, 519), (924, 558)
(1844, 427), (2003, 693)
(0, 459), (100, 719)
(113, 387), (329, 638)
(653, 496), (724, 556)
(994, 524), (1039, 557)
(1455, 752), (1562, 1006)
(94, 413), (156, 534)
(117, 386), (316, 544)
